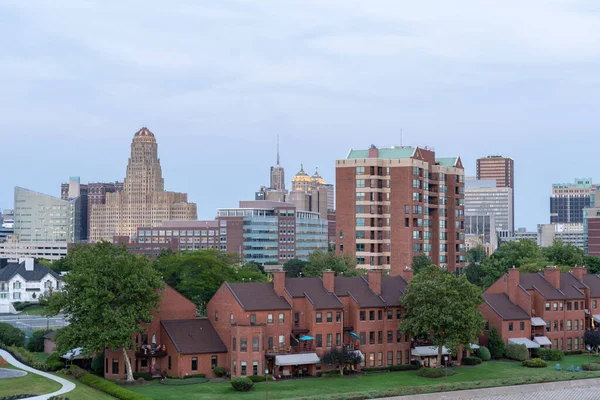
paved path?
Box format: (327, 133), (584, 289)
(0, 349), (75, 400)
(0, 368), (27, 378)
(380, 378), (600, 399)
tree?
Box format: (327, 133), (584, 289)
(400, 265), (485, 367)
(487, 326), (505, 359)
(411, 253), (434, 274)
(0, 322), (24, 347)
(584, 256), (600, 275)
(465, 245), (487, 287)
(44, 242), (163, 383)
(302, 250), (362, 277)
(27, 329), (52, 352)
(320, 347), (362, 376)
(584, 330), (600, 353)
(542, 240), (584, 267)
(283, 258), (308, 277)
(466, 245), (487, 265)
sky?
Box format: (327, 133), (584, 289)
(1, 0), (600, 230)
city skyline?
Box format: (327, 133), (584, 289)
(3, 1), (600, 230)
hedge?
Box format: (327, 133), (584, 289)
(522, 358), (547, 368)
(564, 350), (583, 356)
(506, 343), (529, 361)
(362, 364), (418, 372)
(462, 356), (482, 366)
(0, 345), (63, 371)
(582, 364), (600, 371)
(212, 366), (227, 377)
(417, 367), (456, 378)
(184, 373), (206, 379)
(538, 349), (564, 361)
(1, 395), (38, 400)
(79, 373), (152, 400)
(231, 377), (254, 392)
(475, 347), (491, 361)
(132, 372), (152, 380)
(49, 397), (70, 400)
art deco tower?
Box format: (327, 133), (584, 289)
(89, 128), (197, 242)
(269, 135), (285, 191)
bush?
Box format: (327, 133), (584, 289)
(564, 350), (583, 355)
(184, 373), (206, 379)
(212, 366), (227, 377)
(79, 373), (151, 400)
(475, 347), (491, 361)
(46, 353), (64, 372)
(522, 358), (547, 368)
(538, 348), (564, 361)
(362, 364), (418, 372)
(0, 323), (25, 347)
(1, 395), (39, 400)
(488, 326), (505, 359)
(1, 345), (56, 371)
(231, 377), (254, 392)
(506, 343), (529, 361)
(582, 364), (600, 371)
(68, 365), (87, 380)
(26, 329), (52, 352)
(132, 372), (152, 380)
(417, 368), (446, 378)
(91, 352), (104, 376)
(318, 370), (343, 378)
(462, 356), (482, 365)
(248, 375), (268, 382)
(49, 397), (70, 400)
(165, 374), (179, 379)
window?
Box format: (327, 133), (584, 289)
(267, 314), (273, 324)
(485, 321), (490, 331)
(508, 322), (513, 332)
(356, 179), (365, 188)
(336, 333), (341, 346)
(575, 337), (579, 350)
(520, 321), (525, 331)
(594, 300), (598, 309)
(360, 332), (366, 345)
(397, 351), (402, 365)
(567, 302), (572, 311)
(567, 338), (572, 351)
(396, 309), (402, 319)
(327, 334), (332, 347)
(575, 302), (579, 311)
(250, 314), (256, 325)
(388, 351), (393, 366)
(241, 338), (247, 352)
(360, 311), (366, 321)
(13, 292), (21, 300)
(378, 352), (383, 366)
(396, 330), (402, 343)
(369, 331), (375, 345)
(279, 313), (285, 323)
(241, 361), (247, 376)
(233, 361), (237, 375)
(336, 312), (341, 322)
(369, 353), (375, 367)
(168, 356), (171, 370)
(545, 302), (550, 312)
(142, 334), (148, 345)
(387, 310), (393, 320)
(387, 331), (393, 344)
(546, 321), (550, 333)
(553, 303), (558, 312)
(378, 310), (383, 320)
(581, 301), (584, 310)
(112, 359), (119, 375)
(230, 313), (234, 324)
(253, 337), (259, 352)
(141, 357), (148, 368)
(554, 339), (558, 349)
(316, 312), (322, 323)
(575, 320), (579, 331)
(356, 166), (365, 175)
(13, 281), (21, 290)
(567, 320), (572, 331)
(378, 331), (383, 344)
(191, 357), (198, 371)
(268, 336), (273, 350)
(560, 302), (564, 311)
(316, 334), (323, 348)
(326, 312), (332, 323)
(369, 310), (375, 321)
(232, 337), (236, 351)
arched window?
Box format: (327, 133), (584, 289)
(44, 280), (52, 289)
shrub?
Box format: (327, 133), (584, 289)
(49, 397), (70, 400)
(564, 350), (583, 356)
(319, 370), (343, 378)
(231, 377), (254, 392)
(488, 326), (505, 359)
(362, 364), (418, 372)
(132, 372), (152, 380)
(522, 358), (547, 368)
(46, 353), (64, 372)
(184, 373), (206, 379)
(582, 364), (600, 371)
(79, 373), (151, 400)
(212, 366), (227, 377)
(26, 329), (52, 352)
(506, 343), (529, 361)
(475, 347), (491, 361)
(68, 365), (87, 379)
(248, 375), (268, 382)
(91, 352), (105, 376)
(462, 356), (482, 365)
(0, 323), (25, 347)
(417, 368), (445, 378)
(538, 348), (564, 361)
(1, 395), (39, 400)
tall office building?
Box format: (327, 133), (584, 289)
(476, 156), (514, 231)
(89, 128), (197, 242)
(14, 187), (75, 242)
(336, 145), (466, 274)
(550, 178), (592, 224)
(464, 177), (513, 235)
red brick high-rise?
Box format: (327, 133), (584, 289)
(336, 145), (466, 274)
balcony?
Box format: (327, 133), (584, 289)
(266, 342), (315, 355)
(135, 346), (167, 358)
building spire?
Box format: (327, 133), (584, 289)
(276, 135), (280, 167)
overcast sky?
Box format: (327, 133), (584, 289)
(2, 0), (600, 230)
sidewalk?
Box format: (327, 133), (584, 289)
(378, 377), (600, 399)
(0, 349), (75, 400)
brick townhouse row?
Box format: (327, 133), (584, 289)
(481, 266), (600, 352)
(105, 268), (417, 380)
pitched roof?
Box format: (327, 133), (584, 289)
(484, 293), (530, 320)
(334, 277), (385, 307)
(226, 282), (291, 311)
(284, 278), (343, 309)
(435, 157), (458, 167)
(346, 147), (415, 160)
(380, 276), (409, 306)
(583, 274), (600, 298)
(161, 319), (227, 355)
(0, 261), (60, 282)
(519, 273), (568, 300)
(44, 331), (57, 340)
(559, 273), (586, 299)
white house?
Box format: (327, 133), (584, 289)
(0, 258), (62, 313)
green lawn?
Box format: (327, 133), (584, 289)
(33, 352), (50, 363)
(21, 305), (47, 315)
(50, 373), (116, 400)
(128, 355), (600, 400)
(0, 365), (61, 398)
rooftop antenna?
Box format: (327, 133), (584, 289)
(276, 134), (280, 166)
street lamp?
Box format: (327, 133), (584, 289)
(265, 369), (269, 400)
(444, 356), (448, 381)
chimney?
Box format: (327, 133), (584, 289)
(507, 266), (520, 306)
(400, 266), (414, 282)
(368, 145), (379, 158)
(368, 269), (382, 295)
(544, 266), (561, 289)
(24, 258), (34, 271)
(572, 266), (587, 282)
(273, 271), (285, 297)
(322, 270), (335, 293)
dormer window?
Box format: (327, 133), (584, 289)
(13, 281), (21, 290)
